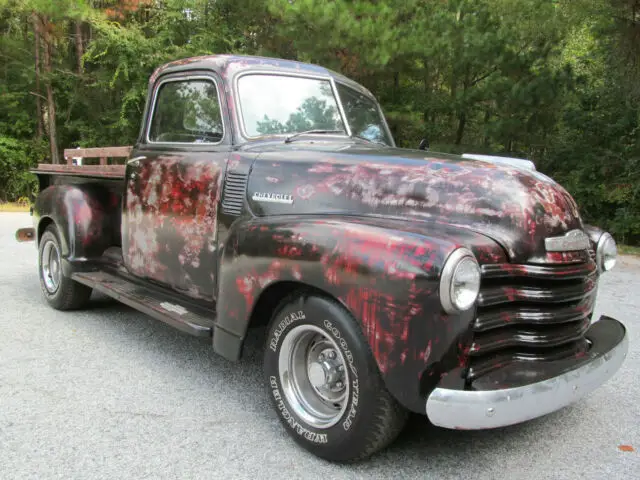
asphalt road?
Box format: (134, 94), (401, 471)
(0, 212), (638, 479)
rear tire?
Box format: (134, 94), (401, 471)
(263, 291), (408, 462)
(38, 224), (92, 310)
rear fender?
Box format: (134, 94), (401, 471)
(215, 215), (506, 412)
(33, 184), (121, 272)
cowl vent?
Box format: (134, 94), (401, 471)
(221, 171), (248, 216)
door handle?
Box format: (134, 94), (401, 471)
(127, 156), (145, 181)
(127, 156), (146, 168)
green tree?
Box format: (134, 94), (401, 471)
(0, 0), (638, 244)
(256, 97), (342, 134)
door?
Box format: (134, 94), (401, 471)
(122, 73), (229, 302)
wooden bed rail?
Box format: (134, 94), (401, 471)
(63, 146), (133, 165)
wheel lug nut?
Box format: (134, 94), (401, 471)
(338, 365), (344, 372)
(318, 354), (325, 361)
(335, 381), (343, 389)
(328, 350), (336, 359)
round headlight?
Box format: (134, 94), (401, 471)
(596, 232), (617, 272)
(440, 248), (481, 314)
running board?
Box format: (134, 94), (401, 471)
(72, 270), (214, 337)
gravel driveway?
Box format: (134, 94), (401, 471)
(1, 212), (638, 479)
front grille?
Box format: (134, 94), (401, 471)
(467, 255), (598, 382)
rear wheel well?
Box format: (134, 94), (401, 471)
(37, 217), (54, 245)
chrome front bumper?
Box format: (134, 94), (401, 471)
(426, 316), (628, 430)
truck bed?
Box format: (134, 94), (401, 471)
(32, 146), (132, 179)
(32, 164), (126, 179)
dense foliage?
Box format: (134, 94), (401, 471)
(0, 0), (639, 243)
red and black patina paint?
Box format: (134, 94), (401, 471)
(31, 55), (604, 413)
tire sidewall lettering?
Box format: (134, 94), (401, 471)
(269, 375), (328, 444)
(265, 295), (406, 461)
(269, 309), (306, 352)
(322, 319), (360, 432)
(267, 299), (367, 448)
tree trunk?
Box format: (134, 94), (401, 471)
(41, 15), (60, 164)
(449, 77), (457, 138)
(74, 21), (84, 74)
(455, 111), (466, 145)
(483, 108), (490, 147)
(423, 59), (431, 134)
(454, 65), (472, 146)
(32, 13), (44, 140)
(393, 71), (399, 103)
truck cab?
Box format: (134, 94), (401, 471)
(21, 54), (628, 462)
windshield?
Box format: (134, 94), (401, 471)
(237, 74), (346, 137)
(237, 73), (392, 145)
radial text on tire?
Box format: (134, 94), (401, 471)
(263, 291), (408, 462)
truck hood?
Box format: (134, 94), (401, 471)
(245, 142), (584, 264)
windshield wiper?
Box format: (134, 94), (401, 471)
(283, 129), (346, 143)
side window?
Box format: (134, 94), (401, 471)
(148, 78), (224, 143)
(336, 83), (392, 146)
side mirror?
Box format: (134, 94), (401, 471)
(418, 138), (429, 151)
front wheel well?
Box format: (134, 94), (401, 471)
(227, 281), (342, 361)
(246, 281), (326, 330)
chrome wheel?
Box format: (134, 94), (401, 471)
(41, 239), (61, 294)
(278, 324), (349, 429)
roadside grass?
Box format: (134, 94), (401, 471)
(0, 202), (30, 212)
(620, 244), (640, 256)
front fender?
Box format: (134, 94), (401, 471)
(33, 184), (121, 270)
(215, 215), (506, 412)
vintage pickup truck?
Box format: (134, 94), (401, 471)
(17, 54), (628, 462)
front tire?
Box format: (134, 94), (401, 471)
(263, 291), (408, 462)
(38, 224), (92, 310)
